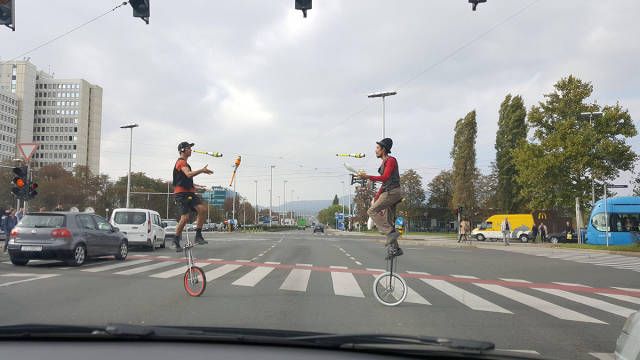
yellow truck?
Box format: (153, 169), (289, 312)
(471, 214), (535, 243)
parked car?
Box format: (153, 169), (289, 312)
(161, 219), (178, 240)
(6, 212), (128, 266)
(110, 208), (165, 250)
(313, 224), (324, 234)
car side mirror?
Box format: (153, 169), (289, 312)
(161, 222), (167, 228)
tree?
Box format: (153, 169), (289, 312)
(318, 204), (343, 227)
(513, 75), (638, 210)
(495, 94), (527, 212)
(427, 170), (453, 209)
(398, 169), (426, 230)
(475, 162), (499, 209)
(332, 194), (339, 206)
(633, 170), (640, 197)
(353, 184), (375, 225)
(451, 110), (478, 212)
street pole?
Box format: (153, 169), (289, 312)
(291, 189), (295, 221)
(254, 180), (258, 225)
(269, 165), (275, 227)
(120, 123), (139, 209)
(166, 181), (169, 219)
(283, 180), (287, 224)
(580, 112), (603, 205)
(368, 91), (397, 138)
(232, 175), (237, 230)
(604, 183), (608, 247)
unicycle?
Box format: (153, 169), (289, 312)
(182, 232), (206, 297)
(373, 253), (408, 306)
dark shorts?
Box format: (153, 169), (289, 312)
(175, 192), (202, 216)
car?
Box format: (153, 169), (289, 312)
(161, 219), (178, 240)
(313, 224), (324, 233)
(616, 310), (640, 360)
(6, 212), (128, 266)
(110, 208), (166, 250)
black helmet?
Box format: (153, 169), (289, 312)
(178, 141), (194, 152)
(376, 138), (393, 154)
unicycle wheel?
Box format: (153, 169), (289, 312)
(183, 266), (207, 297)
(373, 271), (407, 306)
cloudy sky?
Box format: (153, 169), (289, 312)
(2, 0), (639, 206)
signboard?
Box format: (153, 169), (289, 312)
(18, 143), (38, 162)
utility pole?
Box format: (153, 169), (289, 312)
(254, 180), (258, 225)
(120, 123), (139, 208)
(367, 91), (397, 138)
(269, 165), (275, 226)
(283, 180), (288, 224)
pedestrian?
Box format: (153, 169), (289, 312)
(458, 219), (470, 243)
(172, 141), (213, 251)
(54, 204), (64, 211)
(531, 222), (539, 243)
(539, 221), (548, 242)
(357, 138), (404, 259)
(564, 220), (574, 242)
(2, 209), (17, 252)
(39, 207), (46, 212)
(501, 217), (511, 246)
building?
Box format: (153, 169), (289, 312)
(202, 186), (236, 208)
(0, 90), (18, 162)
(0, 60), (102, 174)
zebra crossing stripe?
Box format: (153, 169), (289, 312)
(474, 283), (606, 324)
(280, 268), (312, 292)
(150, 262), (210, 279)
(205, 264), (243, 282)
(114, 260), (178, 275)
(82, 259), (152, 272)
(534, 288), (636, 318)
(597, 293), (640, 305)
(331, 266), (364, 298)
(408, 271), (511, 313)
(370, 274), (430, 305)
(233, 264), (279, 287)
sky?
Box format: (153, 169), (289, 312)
(1, 0), (639, 206)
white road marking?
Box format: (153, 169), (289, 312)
(232, 264), (278, 287)
(280, 268), (312, 292)
(205, 264), (243, 282)
(331, 271), (365, 298)
(597, 293), (640, 305)
(355, 261), (363, 265)
(450, 275), (479, 279)
(114, 261), (178, 275)
(82, 259), (152, 272)
(370, 274), (430, 305)
(0, 273), (59, 287)
(534, 288), (637, 318)
(589, 353), (615, 360)
(149, 262), (210, 278)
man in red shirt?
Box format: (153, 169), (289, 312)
(172, 141), (213, 251)
(358, 138), (403, 259)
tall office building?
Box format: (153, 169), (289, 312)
(0, 89), (18, 162)
(0, 60), (102, 174)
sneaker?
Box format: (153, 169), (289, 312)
(195, 235), (208, 245)
(385, 246), (404, 260)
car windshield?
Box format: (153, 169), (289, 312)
(1, 2), (639, 360)
(113, 212), (146, 225)
(18, 214), (66, 228)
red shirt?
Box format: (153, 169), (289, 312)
(369, 157), (398, 200)
(174, 159), (196, 193)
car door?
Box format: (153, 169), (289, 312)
(93, 215), (119, 255)
(75, 214), (101, 255)
(153, 214), (165, 243)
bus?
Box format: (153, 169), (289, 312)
(587, 196), (640, 245)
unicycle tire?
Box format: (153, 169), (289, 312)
(183, 266), (207, 297)
(373, 271), (407, 306)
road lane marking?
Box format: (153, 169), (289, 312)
(149, 262), (210, 278)
(534, 288), (636, 318)
(0, 273), (59, 287)
(553, 282), (590, 287)
(331, 270), (364, 298)
(408, 271), (511, 314)
(233, 263), (279, 287)
(114, 261), (178, 275)
(280, 268), (312, 292)
(205, 264), (243, 282)
(82, 259), (152, 272)
(499, 278), (531, 283)
(474, 283), (606, 323)
(596, 293), (640, 305)
(451, 275), (479, 279)
(235, 260), (250, 262)
(355, 261), (363, 265)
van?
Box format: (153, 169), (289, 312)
(110, 208), (166, 250)
(471, 214), (534, 242)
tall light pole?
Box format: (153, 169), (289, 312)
(283, 180), (288, 223)
(120, 123), (139, 208)
(579, 111), (603, 205)
(254, 180), (258, 225)
(269, 165), (275, 226)
(368, 91), (397, 138)
(291, 189), (295, 221)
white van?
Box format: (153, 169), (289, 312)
(110, 208), (166, 250)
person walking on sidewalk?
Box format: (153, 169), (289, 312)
(2, 209), (17, 253)
(501, 217), (511, 246)
(357, 138), (403, 259)
(458, 219), (471, 243)
(539, 221), (548, 243)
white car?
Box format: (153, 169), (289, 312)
(616, 310), (640, 360)
(110, 208), (166, 250)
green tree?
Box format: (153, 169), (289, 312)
(318, 204), (343, 227)
(332, 194), (339, 206)
(398, 169), (426, 231)
(427, 170), (453, 209)
(475, 162), (499, 209)
(451, 110), (478, 212)
(633, 170), (640, 197)
(495, 94), (527, 212)
(513, 75), (638, 210)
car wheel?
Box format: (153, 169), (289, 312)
(10, 256), (29, 266)
(160, 237), (166, 248)
(550, 236), (559, 244)
(66, 244), (87, 266)
(476, 234), (486, 242)
(115, 240), (128, 260)
(519, 234), (529, 243)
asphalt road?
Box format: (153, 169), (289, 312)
(1, 230), (639, 360)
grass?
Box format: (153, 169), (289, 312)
(553, 243), (640, 252)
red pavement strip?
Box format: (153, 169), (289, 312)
(127, 254), (640, 298)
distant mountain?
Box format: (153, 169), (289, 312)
(256, 195), (355, 216)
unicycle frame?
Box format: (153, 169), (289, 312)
(183, 231), (206, 297)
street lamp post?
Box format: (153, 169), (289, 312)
(283, 180), (287, 224)
(269, 165), (275, 226)
(579, 112), (603, 205)
(120, 123), (139, 208)
(254, 180), (258, 225)
(368, 91), (397, 138)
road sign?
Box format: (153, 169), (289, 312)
(17, 143), (38, 162)
(607, 185), (628, 189)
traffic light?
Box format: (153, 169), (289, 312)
(295, 0), (311, 18)
(129, 0), (150, 24)
(27, 181), (38, 200)
(469, 0), (487, 11)
(0, 0), (15, 31)
(11, 166), (28, 199)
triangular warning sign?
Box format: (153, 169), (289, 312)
(18, 143), (38, 162)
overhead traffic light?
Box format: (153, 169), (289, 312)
(129, 0), (150, 24)
(27, 181), (38, 200)
(11, 166), (28, 199)
(0, 0), (15, 31)
(295, 0), (311, 18)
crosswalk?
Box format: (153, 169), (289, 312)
(495, 247), (640, 272)
(3, 255), (639, 326)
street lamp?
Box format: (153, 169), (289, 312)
(579, 112), (603, 205)
(120, 123), (139, 208)
(269, 165), (275, 226)
(368, 91), (397, 138)
(254, 180), (258, 225)
(283, 180), (288, 224)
